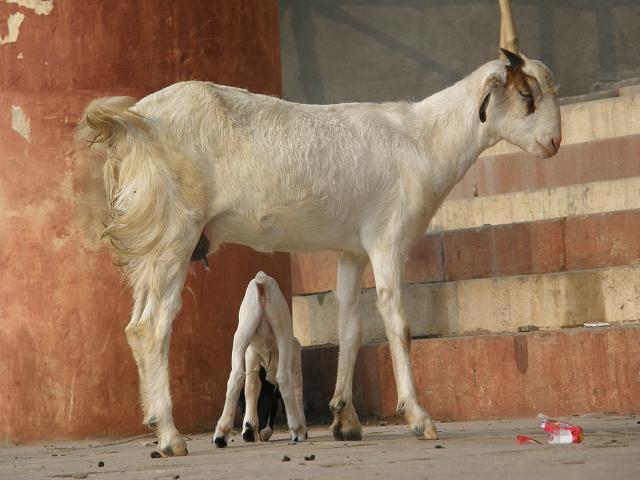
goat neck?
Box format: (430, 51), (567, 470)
(412, 65), (500, 198)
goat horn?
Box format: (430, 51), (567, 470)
(498, 0), (520, 54)
(500, 48), (524, 69)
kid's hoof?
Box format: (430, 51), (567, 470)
(213, 436), (227, 448)
(259, 426), (273, 442)
(242, 427), (256, 443)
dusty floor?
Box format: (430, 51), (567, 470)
(1, 414), (638, 479)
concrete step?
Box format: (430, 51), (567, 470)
(301, 326), (640, 421)
(429, 175), (640, 233)
(293, 263), (640, 346)
(293, 209), (640, 295)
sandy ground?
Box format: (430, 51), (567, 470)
(1, 414), (638, 480)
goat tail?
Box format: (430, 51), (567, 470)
(75, 96), (148, 146)
(254, 271), (270, 311)
(76, 96), (208, 272)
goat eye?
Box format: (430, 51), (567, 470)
(519, 90), (532, 99)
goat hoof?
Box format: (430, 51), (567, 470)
(158, 436), (188, 457)
(159, 445), (188, 457)
(259, 426), (273, 442)
(411, 418), (438, 440)
(330, 401), (362, 441)
(332, 426), (362, 441)
(291, 429), (307, 443)
(242, 426), (256, 443)
(331, 418), (363, 441)
(213, 436), (227, 448)
(422, 421), (438, 440)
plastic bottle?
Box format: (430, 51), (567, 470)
(537, 413), (584, 444)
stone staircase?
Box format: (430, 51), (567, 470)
(294, 87), (640, 421)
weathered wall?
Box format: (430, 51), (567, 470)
(0, 0), (285, 443)
(280, 0), (640, 104)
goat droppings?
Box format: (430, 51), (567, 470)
(281, 455), (291, 462)
(98, 461), (104, 467)
(304, 454), (316, 461)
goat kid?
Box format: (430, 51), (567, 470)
(213, 272), (306, 447)
(77, 50), (561, 456)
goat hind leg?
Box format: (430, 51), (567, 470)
(241, 347), (261, 442)
(126, 260), (191, 457)
(274, 341), (306, 442)
(330, 253), (367, 441)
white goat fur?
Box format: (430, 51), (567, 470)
(77, 53), (561, 455)
(213, 271), (305, 446)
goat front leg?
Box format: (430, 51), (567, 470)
(125, 259), (190, 457)
(369, 246), (438, 440)
(292, 338), (307, 439)
(330, 252), (368, 441)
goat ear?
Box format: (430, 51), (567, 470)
(479, 93), (491, 123)
(500, 48), (524, 69)
(477, 72), (503, 123)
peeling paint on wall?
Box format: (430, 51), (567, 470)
(11, 105), (31, 142)
(0, 12), (25, 45)
(6, 0), (54, 16)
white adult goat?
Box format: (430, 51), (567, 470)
(213, 271), (306, 447)
(77, 49), (561, 456)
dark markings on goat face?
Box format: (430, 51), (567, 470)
(501, 49), (536, 115)
(507, 68), (536, 115)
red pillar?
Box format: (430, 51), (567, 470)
(0, 0), (287, 443)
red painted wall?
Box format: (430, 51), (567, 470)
(0, 1), (286, 443)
